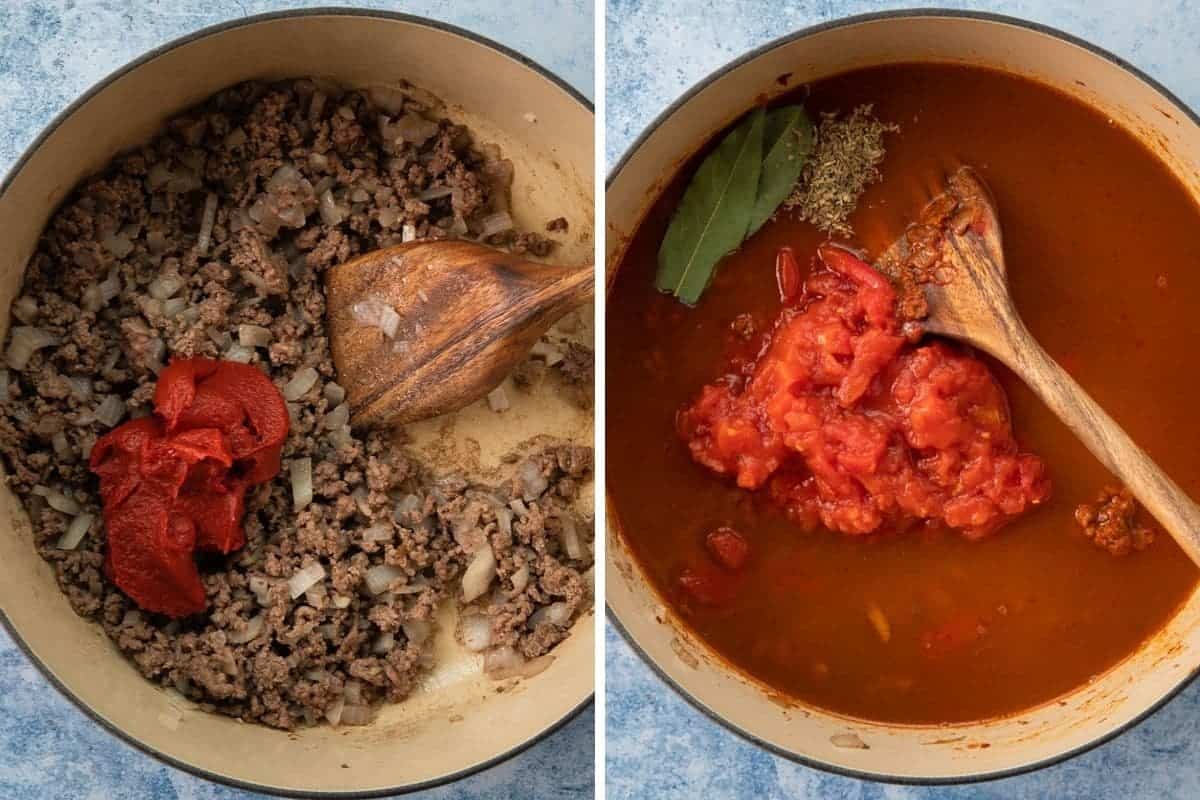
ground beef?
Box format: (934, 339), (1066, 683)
(1075, 486), (1155, 556)
(0, 78), (591, 730)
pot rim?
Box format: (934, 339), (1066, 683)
(604, 7), (1200, 786)
(0, 6), (593, 798)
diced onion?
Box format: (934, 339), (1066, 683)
(332, 594), (352, 609)
(147, 338), (166, 373)
(419, 185), (453, 201)
(486, 385), (510, 412)
(7, 326), (60, 370)
(147, 162), (173, 190)
(377, 206), (400, 229)
(401, 223), (417, 243)
(102, 233), (135, 259)
(56, 513), (93, 550)
(402, 619), (430, 644)
(284, 367), (319, 401)
(100, 271), (122, 303)
(224, 344), (254, 363)
(325, 402), (349, 431)
(509, 564), (529, 596)
(81, 283), (104, 313)
(94, 395), (126, 427)
(11, 297), (37, 324)
(67, 377), (92, 401)
(364, 564), (404, 595)
(394, 494), (421, 520)
(166, 170), (202, 193)
(323, 382), (345, 406)
(461, 544), (497, 603)
(228, 614), (265, 644)
(529, 601), (571, 628)
(224, 127), (247, 149)
(318, 189), (346, 226)
(163, 297), (187, 318)
(362, 524), (392, 544)
(519, 461), (549, 501)
(558, 514), (584, 560)
(461, 614), (492, 651)
(372, 632), (395, 654)
(391, 579), (428, 595)
(287, 561), (325, 599)
(305, 582), (327, 606)
(367, 85), (406, 114)
(197, 192), (218, 256)
(290, 457), (313, 510)
(325, 696), (345, 726)
(267, 165), (301, 192)
(483, 646), (525, 678)
(308, 91), (327, 123)
(495, 508), (513, 537)
(351, 296), (400, 338)
(51, 431), (71, 459)
(46, 489), (80, 515)
(248, 576), (272, 606)
(238, 324), (272, 348)
(148, 274), (184, 301)
(531, 340), (565, 365)
(477, 210), (514, 239)
(339, 705), (373, 726)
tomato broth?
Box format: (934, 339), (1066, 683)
(607, 63), (1200, 724)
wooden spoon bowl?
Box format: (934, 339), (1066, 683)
(890, 166), (1200, 565)
(326, 240), (593, 427)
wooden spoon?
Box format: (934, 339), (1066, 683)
(326, 240), (593, 427)
(882, 167), (1200, 565)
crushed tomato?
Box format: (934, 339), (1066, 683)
(678, 244), (1050, 540)
(90, 358), (288, 617)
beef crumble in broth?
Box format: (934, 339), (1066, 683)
(0, 79), (593, 730)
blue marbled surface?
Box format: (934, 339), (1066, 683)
(605, 1), (1200, 798)
(0, 2), (592, 799)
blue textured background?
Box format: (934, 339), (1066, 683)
(605, 1), (1200, 798)
(0, 2), (592, 799)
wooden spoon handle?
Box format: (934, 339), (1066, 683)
(999, 318), (1200, 564)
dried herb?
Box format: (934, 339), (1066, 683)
(784, 105), (897, 236)
(657, 105), (812, 305)
(656, 108), (765, 305)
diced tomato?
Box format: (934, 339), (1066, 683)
(677, 242), (1049, 540)
(705, 526), (750, 570)
(678, 565), (737, 606)
(775, 247), (802, 304)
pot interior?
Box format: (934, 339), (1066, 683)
(606, 12), (1200, 781)
(0, 12), (593, 795)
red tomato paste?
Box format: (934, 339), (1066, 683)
(679, 244), (1049, 539)
(90, 358), (289, 617)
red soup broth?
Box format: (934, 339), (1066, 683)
(606, 63), (1200, 724)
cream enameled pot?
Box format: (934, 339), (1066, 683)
(606, 10), (1200, 783)
(0, 9), (594, 797)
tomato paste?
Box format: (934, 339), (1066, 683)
(679, 244), (1049, 539)
(90, 358), (289, 617)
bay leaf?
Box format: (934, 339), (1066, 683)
(746, 105), (814, 238)
(655, 107), (765, 305)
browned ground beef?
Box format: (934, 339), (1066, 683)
(1075, 485), (1154, 556)
(0, 79), (592, 730)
